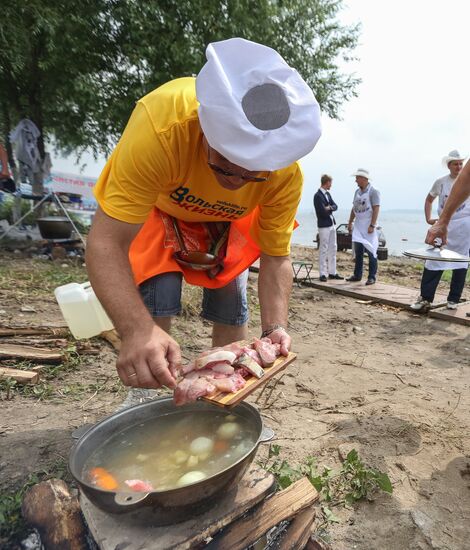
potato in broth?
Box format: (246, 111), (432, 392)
(83, 410), (258, 492)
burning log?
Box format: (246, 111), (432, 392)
(209, 477), (318, 549)
(22, 479), (88, 550)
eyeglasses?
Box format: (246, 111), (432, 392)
(207, 148), (269, 182)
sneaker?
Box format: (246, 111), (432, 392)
(329, 274), (344, 280)
(346, 275), (362, 282)
(365, 278), (376, 286)
(410, 296), (431, 312)
(319, 275), (328, 282)
(447, 301), (458, 310)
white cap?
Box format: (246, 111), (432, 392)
(351, 168), (371, 180)
(196, 38), (322, 171)
(442, 149), (466, 167)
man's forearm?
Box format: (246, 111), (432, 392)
(348, 208), (355, 224)
(424, 194), (435, 223)
(440, 161), (470, 223)
(85, 209), (154, 338)
(86, 238), (154, 337)
(258, 254), (292, 331)
(371, 205), (379, 226)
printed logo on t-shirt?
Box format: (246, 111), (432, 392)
(442, 194), (466, 213)
(169, 184), (248, 220)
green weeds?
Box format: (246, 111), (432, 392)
(259, 445), (392, 538)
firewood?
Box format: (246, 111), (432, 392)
(0, 367), (39, 384)
(208, 477), (318, 550)
(305, 536), (333, 550)
(0, 326), (69, 337)
(0, 343), (63, 362)
(22, 479), (88, 550)
(277, 507), (316, 550)
(100, 329), (121, 350)
(31, 364), (50, 372)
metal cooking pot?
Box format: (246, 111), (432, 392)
(37, 216), (73, 239)
(69, 397), (271, 524)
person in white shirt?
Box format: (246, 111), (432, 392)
(426, 158), (470, 245)
(313, 174), (343, 282)
(412, 150), (470, 311)
(346, 169), (381, 285)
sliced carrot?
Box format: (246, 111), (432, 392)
(89, 467), (119, 491)
(213, 440), (229, 453)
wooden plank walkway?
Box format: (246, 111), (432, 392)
(251, 260), (470, 321)
(429, 301), (470, 326)
(304, 278), (448, 310)
(250, 260), (449, 310)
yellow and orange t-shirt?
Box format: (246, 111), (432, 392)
(94, 77), (303, 256)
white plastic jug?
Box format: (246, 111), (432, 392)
(54, 282), (114, 339)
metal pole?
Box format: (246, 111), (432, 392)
(52, 193), (87, 247)
(0, 192), (52, 241)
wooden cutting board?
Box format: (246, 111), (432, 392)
(202, 349), (297, 408)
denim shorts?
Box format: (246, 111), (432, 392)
(138, 270), (249, 326)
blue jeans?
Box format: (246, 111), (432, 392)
(139, 270), (249, 326)
(353, 242), (378, 280)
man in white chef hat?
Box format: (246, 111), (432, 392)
(412, 149), (470, 312)
(87, 38), (322, 390)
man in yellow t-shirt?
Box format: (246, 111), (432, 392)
(87, 38), (322, 390)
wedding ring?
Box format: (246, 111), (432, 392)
(128, 373), (137, 378)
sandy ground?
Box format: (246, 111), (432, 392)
(0, 246), (469, 549)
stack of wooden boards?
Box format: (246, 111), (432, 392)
(0, 325), (103, 384)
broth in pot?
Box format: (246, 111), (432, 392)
(83, 410), (257, 493)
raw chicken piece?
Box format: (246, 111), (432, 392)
(253, 338), (280, 367)
(222, 342), (247, 358)
(125, 479), (154, 492)
(173, 374), (217, 406)
(210, 362), (235, 375)
(195, 350), (237, 370)
(211, 372), (246, 393)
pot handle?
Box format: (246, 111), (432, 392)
(114, 492), (151, 507)
(71, 424), (94, 440)
(260, 426), (275, 443)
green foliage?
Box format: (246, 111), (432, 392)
(259, 445), (392, 532)
(0, 460), (68, 546)
(0, 0), (360, 160)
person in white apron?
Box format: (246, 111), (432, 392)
(412, 150), (470, 311)
(346, 169), (380, 285)
(425, 157), (470, 246)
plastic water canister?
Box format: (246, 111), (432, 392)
(54, 282), (114, 339)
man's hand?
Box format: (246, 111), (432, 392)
(347, 222), (353, 233)
(367, 224), (374, 234)
(117, 324), (181, 389)
(425, 220), (448, 246)
(267, 327), (291, 357)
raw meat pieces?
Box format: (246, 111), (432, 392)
(173, 339), (282, 406)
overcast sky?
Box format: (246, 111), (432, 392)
(52, 0), (470, 212)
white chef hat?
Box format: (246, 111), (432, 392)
(196, 38), (322, 171)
